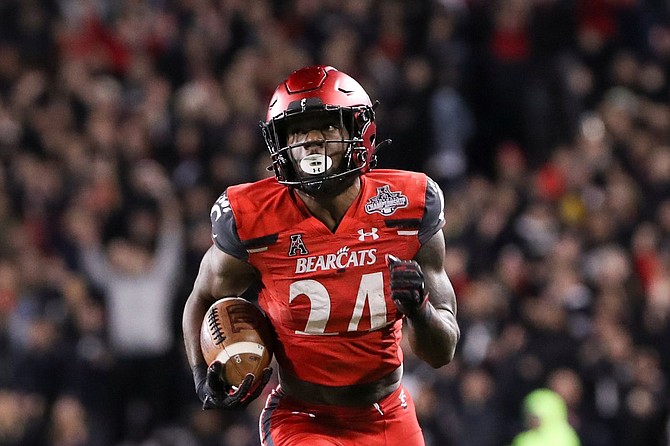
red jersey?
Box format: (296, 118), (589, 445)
(210, 170), (444, 387)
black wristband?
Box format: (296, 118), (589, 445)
(192, 363), (208, 394)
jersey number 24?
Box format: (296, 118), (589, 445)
(288, 272), (391, 335)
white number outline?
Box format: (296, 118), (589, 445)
(289, 272), (389, 335)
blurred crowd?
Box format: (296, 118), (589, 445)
(0, 0), (669, 445)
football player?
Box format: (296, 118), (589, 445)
(182, 65), (460, 446)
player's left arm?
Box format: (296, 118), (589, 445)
(406, 229), (460, 368)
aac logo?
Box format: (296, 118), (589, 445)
(288, 234), (309, 256)
(357, 228), (379, 241)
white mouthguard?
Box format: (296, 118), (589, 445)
(299, 154), (332, 175)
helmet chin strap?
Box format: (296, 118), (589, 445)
(299, 171), (359, 198)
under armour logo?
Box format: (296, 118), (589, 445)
(358, 228), (379, 241)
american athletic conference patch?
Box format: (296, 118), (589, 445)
(364, 185), (408, 216)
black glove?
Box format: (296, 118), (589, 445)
(387, 254), (428, 317)
(194, 362), (272, 410)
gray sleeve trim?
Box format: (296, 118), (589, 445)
(418, 176), (445, 245)
(210, 192), (248, 260)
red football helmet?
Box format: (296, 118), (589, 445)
(261, 65), (378, 196)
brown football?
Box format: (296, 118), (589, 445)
(200, 297), (274, 389)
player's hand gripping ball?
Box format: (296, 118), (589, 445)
(199, 297), (274, 409)
(386, 254), (428, 317)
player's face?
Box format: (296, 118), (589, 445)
(286, 114), (350, 179)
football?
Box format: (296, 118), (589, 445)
(200, 297), (274, 389)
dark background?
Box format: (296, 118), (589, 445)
(0, 1), (669, 445)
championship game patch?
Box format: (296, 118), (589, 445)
(364, 185), (408, 216)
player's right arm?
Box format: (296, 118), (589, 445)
(182, 245), (263, 409)
(184, 187), (269, 409)
(182, 245), (258, 375)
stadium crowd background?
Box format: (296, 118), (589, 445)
(0, 0), (669, 445)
